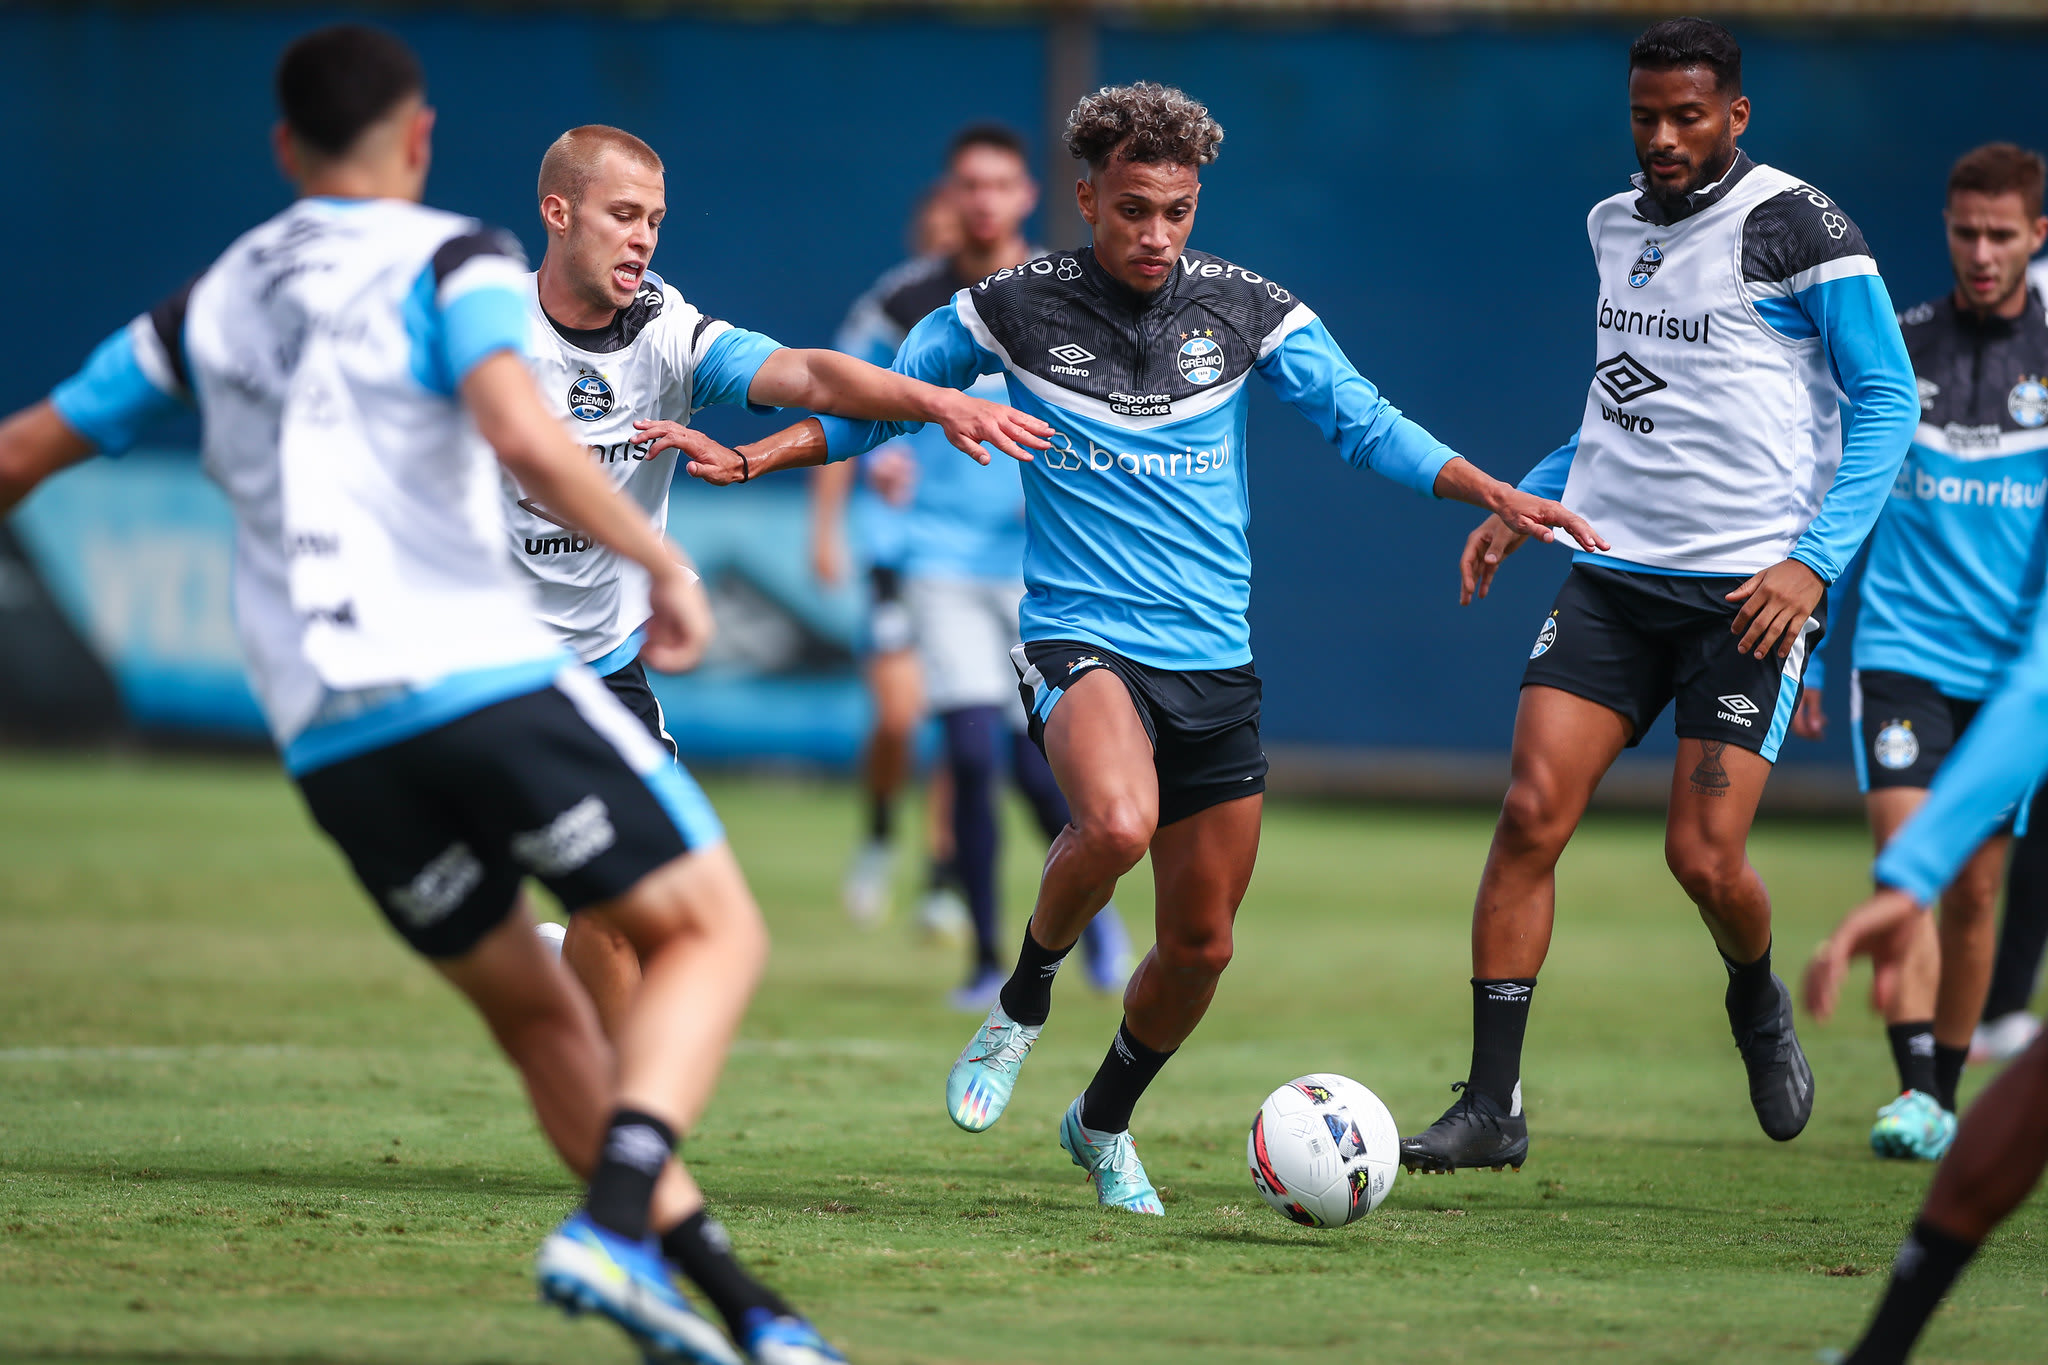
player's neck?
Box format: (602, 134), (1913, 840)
(535, 256), (617, 332)
(295, 159), (423, 204)
(951, 235), (1031, 284)
(1953, 282), (2031, 322)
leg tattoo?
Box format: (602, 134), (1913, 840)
(1690, 741), (1731, 797)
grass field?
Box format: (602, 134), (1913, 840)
(1, 753), (2044, 1365)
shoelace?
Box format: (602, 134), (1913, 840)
(1077, 1127), (1147, 1191)
(1440, 1082), (1505, 1133)
(969, 1020), (1031, 1068)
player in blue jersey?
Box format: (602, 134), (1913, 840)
(1811, 599), (2048, 1364)
(0, 28), (1049, 1364)
(1792, 143), (2048, 1161)
(662, 82), (1600, 1215)
(823, 126), (1132, 1009)
(1404, 19), (1920, 1174)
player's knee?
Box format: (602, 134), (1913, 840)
(1076, 803), (1153, 870)
(1157, 926), (1234, 982)
(1496, 777), (1572, 858)
(1665, 841), (1746, 906)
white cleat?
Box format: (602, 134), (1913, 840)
(841, 840), (893, 928)
(1971, 1011), (2041, 1063)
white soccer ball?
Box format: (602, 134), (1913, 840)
(535, 920), (568, 958)
(1247, 1073), (1400, 1227)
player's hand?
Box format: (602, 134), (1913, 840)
(641, 554), (714, 673)
(1489, 487), (1608, 557)
(1790, 688), (1827, 742)
(923, 391), (1052, 465)
(1458, 514), (1527, 605)
(1802, 886), (1924, 1023)
(866, 447), (919, 507)
(1727, 558), (1826, 660)
(637, 423), (750, 487)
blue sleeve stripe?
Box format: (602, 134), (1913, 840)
(49, 319), (186, 455)
(691, 327), (783, 414)
(441, 285), (533, 386)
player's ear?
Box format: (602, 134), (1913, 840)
(2031, 216), (2048, 254)
(1727, 93), (1751, 140)
(272, 121), (301, 186)
(540, 193), (572, 238)
(1076, 176), (1097, 228)
(407, 105), (436, 173)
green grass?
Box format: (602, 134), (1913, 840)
(0, 753), (2043, 1364)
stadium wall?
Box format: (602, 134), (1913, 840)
(6, 5), (2046, 802)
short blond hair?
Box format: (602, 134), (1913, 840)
(537, 125), (663, 205)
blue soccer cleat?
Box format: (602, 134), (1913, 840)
(1869, 1090), (1957, 1161)
(1058, 1096), (1164, 1216)
(946, 1003), (1041, 1132)
(536, 1211), (742, 1364)
(739, 1307), (847, 1365)
(946, 965), (1006, 1015)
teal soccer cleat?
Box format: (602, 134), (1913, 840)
(536, 1211), (742, 1364)
(739, 1308), (847, 1365)
(1058, 1096), (1165, 1216)
(946, 1003), (1041, 1132)
(1869, 1089), (1957, 1161)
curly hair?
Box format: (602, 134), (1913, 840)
(1065, 81), (1223, 172)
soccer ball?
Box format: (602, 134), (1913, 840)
(1247, 1073), (1400, 1227)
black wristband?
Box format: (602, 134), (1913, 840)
(738, 451), (750, 483)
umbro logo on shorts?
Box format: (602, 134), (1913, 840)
(511, 795), (617, 876)
(1716, 693), (1758, 728)
(388, 842), (484, 928)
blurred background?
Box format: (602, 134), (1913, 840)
(6, 0), (2046, 810)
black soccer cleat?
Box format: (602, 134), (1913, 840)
(1399, 1082), (1529, 1174)
(1730, 973), (1814, 1142)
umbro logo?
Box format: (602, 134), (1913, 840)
(1594, 352), (1667, 406)
(1716, 693), (1759, 729)
(1485, 984), (1532, 1002)
(1048, 344), (1096, 365)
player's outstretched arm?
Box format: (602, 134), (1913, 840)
(742, 346), (1050, 465)
(464, 353), (710, 672)
(0, 402), (96, 518)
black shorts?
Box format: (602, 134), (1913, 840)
(1852, 669), (1982, 793)
(865, 564), (914, 656)
(600, 656), (678, 758)
(1520, 564), (1825, 761)
(1016, 639), (1267, 827)
(295, 669), (723, 960)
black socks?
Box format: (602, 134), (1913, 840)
(1468, 978), (1537, 1112)
(1080, 1020), (1175, 1134)
(1887, 1021), (1938, 1097)
(585, 1108), (675, 1241)
(1844, 1220), (1981, 1365)
(1721, 940), (1777, 1020)
(660, 1209), (792, 1339)
(997, 924), (1074, 1027)
(1933, 1043), (1968, 1114)
(866, 794), (892, 844)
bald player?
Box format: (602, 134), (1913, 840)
(511, 126), (1048, 1036)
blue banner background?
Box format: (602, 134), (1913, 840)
(8, 8), (2045, 767)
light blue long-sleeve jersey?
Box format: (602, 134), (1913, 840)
(1805, 291), (2048, 697)
(1875, 596), (2048, 903)
(816, 248), (1457, 669)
